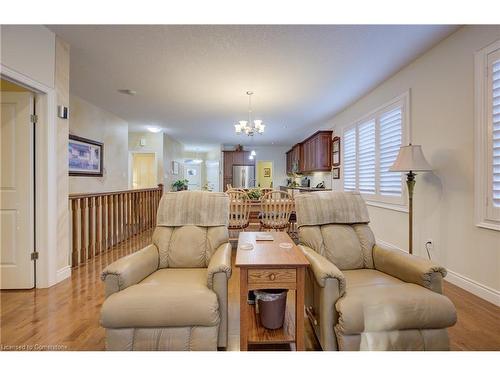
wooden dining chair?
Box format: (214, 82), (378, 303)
(227, 188), (251, 231)
(259, 190), (293, 232)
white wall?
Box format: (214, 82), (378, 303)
(327, 26), (500, 304)
(69, 95), (129, 193)
(0, 25), (55, 88)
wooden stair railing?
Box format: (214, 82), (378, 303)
(69, 184), (163, 268)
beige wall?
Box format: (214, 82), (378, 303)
(128, 132), (164, 186)
(55, 37), (70, 273)
(0, 25), (55, 88)
(69, 95), (129, 193)
(328, 26), (500, 302)
(163, 133), (186, 190)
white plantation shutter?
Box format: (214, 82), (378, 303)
(474, 44), (500, 228)
(490, 58), (500, 211)
(341, 93), (407, 206)
(343, 127), (357, 191)
(379, 108), (403, 196)
(358, 120), (376, 194)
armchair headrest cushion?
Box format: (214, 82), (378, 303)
(295, 191), (370, 227)
(157, 191), (229, 227)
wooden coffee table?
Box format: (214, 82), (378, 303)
(235, 232), (310, 351)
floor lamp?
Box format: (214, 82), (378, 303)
(390, 144), (432, 255)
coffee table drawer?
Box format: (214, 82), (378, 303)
(248, 268), (296, 287)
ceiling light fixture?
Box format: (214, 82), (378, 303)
(234, 91), (266, 136)
(147, 126), (162, 133)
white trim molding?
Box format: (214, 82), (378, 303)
(445, 270), (500, 307)
(376, 238), (500, 307)
(56, 266), (72, 283)
(474, 39), (500, 231)
(1, 63), (59, 288)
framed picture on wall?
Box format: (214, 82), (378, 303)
(332, 167), (340, 179)
(68, 134), (103, 176)
(264, 167), (271, 177)
(172, 161), (179, 175)
(332, 136), (341, 167)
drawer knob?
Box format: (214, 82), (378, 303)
(269, 273), (276, 281)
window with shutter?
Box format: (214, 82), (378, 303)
(474, 41), (500, 230)
(341, 92), (408, 208)
(492, 59), (500, 207)
(487, 51), (500, 220)
(358, 120), (376, 194)
(379, 108), (403, 196)
(343, 127), (357, 191)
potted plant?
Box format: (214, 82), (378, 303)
(247, 188), (262, 201)
(172, 179), (188, 191)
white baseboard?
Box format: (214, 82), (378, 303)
(375, 238), (500, 307)
(445, 270), (500, 307)
(56, 265), (71, 283)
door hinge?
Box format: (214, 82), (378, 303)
(31, 114), (38, 123)
(31, 251), (39, 261)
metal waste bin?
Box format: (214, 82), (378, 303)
(254, 289), (287, 329)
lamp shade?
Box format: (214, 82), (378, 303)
(390, 144), (432, 172)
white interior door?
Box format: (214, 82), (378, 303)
(1, 92), (35, 289)
(206, 161), (220, 192)
(184, 164), (201, 190)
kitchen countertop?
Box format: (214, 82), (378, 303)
(280, 185), (332, 192)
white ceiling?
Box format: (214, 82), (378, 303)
(49, 25), (458, 148)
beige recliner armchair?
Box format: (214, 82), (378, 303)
(295, 191), (457, 351)
(100, 191), (232, 350)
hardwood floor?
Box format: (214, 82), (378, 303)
(1, 229), (499, 351)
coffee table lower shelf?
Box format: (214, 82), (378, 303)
(247, 303), (295, 344)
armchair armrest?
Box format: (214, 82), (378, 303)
(373, 244), (446, 293)
(101, 244), (159, 298)
(207, 243), (232, 289)
(207, 242), (232, 348)
(300, 245), (346, 296)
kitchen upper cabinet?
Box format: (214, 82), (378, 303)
(285, 130), (332, 173)
(286, 143), (302, 174)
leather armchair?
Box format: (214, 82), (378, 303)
(100, 191), (232, 351)
(295, 192), (457, 351)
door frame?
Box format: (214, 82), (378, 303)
(1, 64), (59, 288)
(128, 151), (158, 189)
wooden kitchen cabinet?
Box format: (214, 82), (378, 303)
(285, 130), (332, 174)
(286, 143), (302, 174)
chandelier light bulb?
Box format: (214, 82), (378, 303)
(251, 150), (256, 156)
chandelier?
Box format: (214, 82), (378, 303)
(234, 91), (266, 136)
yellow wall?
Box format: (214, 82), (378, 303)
(257, 161), (273, 188)
(0, 79), (29, 92)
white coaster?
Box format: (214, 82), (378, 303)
(239, 242), (254, 250)
(279, 242), (293, 249)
